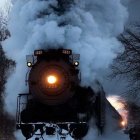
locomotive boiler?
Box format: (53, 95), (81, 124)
(16, 49), (123, 140)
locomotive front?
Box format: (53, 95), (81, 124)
(16, 49), (124, 140)
(17, 49), (112, 140)
(28, 49), (80, 105)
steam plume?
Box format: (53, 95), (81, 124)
(3, 0), (128, 139)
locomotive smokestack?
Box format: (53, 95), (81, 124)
(3, 0), (128, 139)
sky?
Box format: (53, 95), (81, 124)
(0, 0), (12, 15)
(0, 0), (140, 23)
(127, 0), (140, 23)
(0, 0), (6, 9)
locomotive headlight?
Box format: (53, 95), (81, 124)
(121, 121), (126, 127)
(27, 62), (32, 67)
(74, 61), (79, 66)
(47, 75), (57, 84)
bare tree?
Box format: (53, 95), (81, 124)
(0, 43), (15, 140)
(111, 27), (140, 100)
(127, 101), (140, 125)
(0, 4), (15, 140)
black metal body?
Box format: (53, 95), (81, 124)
(16, 49), (122, 140)
(21, 86), (95, 123)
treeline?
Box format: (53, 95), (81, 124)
(111, 26), (140, 125)
(0, 28), (15, 140)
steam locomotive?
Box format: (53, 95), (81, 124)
(16, 49), (123, 140)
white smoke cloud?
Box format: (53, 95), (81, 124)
(3, 0), (129, 139)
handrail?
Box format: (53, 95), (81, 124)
(16, 93), (30, 124)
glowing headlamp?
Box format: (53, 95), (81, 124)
(34, 50), (43, 56)
(62, 49), (72, 55)
(121, 121), (126, 127)
(27, 62), (32, 67)
(74, 61), (79, 66)
(47, 75), (57, 84)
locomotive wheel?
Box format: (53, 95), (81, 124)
(21, 124), (35, 139)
